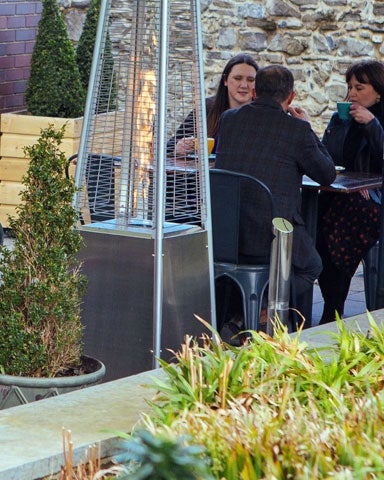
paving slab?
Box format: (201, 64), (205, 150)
(0, 369), (163, 480)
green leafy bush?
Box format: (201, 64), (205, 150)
(25, 0), (86, 118)
(0, 125), (86, 377)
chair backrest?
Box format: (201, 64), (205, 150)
(209, 168), (276, 264)
(66, 153), (117, 223)
(86, 154), (116, 222)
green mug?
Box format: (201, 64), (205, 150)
(337, 101), (352, 120)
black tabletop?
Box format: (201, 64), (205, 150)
(302, 171), (382, 193)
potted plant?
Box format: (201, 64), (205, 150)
(0, 125), (105, 410)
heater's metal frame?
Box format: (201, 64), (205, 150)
(74, 0), (215, 380)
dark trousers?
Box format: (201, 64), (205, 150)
(317, 236), (355, 324)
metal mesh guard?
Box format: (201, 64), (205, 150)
(74, 0), (209, 234)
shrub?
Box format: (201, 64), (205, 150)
(0, 125), (86, 377)
(25, 0), (86, 118)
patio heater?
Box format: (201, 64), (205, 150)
(73, 0), (215, 380)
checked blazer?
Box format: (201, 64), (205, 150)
(214, 96), (336, 271)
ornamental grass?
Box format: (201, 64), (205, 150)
(129, 314), (384, 479)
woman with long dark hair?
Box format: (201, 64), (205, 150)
(168, 53), (259, 156)
(317, 60), (384, 324)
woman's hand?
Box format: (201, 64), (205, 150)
(359, 188), (370, 200)
(349, 103), (375, 124)
(175, 137), (195, 156)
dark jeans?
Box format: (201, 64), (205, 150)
(317, 237), (354, 324)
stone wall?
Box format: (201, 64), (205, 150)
(199, 0), (384, 134)
(64, 0), (384, 136)
(2, 0), (384, 135)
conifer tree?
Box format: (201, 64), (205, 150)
(0, 126), (85, 376)
(25, 0), (86, 118)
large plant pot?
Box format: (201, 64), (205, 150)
(0, 355), (105, 410)
(0, 110), (123, 228)
(0, 111), (83, 228)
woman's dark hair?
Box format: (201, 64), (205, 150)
(346, 60), (384, 99)
(207, 53), (259, 136)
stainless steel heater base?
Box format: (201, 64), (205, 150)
(79, 223), (212, 381)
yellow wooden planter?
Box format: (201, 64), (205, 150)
(0, 112), (82, 227)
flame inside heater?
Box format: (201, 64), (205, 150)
(135, 70), (156, 218)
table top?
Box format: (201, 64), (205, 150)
(126, 157), (383, 191)
(302, 171), (382, 193)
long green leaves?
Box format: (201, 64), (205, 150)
(134, 314), (384, 478)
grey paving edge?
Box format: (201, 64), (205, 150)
(0, 369), (164, 480)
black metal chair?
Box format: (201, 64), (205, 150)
(209, 168), (276, 331)
(66, 153), (117, 223)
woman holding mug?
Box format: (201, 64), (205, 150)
(167, 53), (259, 157)
(317, 60), (384, 324)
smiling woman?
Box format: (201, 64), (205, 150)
(167, 53), (259, 157)
(223, 62), (257, 109)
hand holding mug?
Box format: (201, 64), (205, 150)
(175, 137), (195, 156)
(349, 103), (375, 125)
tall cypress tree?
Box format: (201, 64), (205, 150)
(25, 0), (86, 118)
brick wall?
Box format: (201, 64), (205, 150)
(0, 1), (41, 113)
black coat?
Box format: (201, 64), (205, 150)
(323, 112), (384, 174)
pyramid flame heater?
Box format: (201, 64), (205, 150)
(74, 0), (215, 380)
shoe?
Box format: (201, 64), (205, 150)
(219, 314), (250, 346)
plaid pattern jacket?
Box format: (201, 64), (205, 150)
(215, 97), (336, 270)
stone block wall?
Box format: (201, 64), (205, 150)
(199, 0), (384, 134)
(1, 0), (384, 134)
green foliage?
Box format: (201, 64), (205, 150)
(131, 316), (384, 478)
(0, 125), (86, 377)
(76, 0), (116, 112)
(114, 430), (213, 480)
(25, 0), (86, 118)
